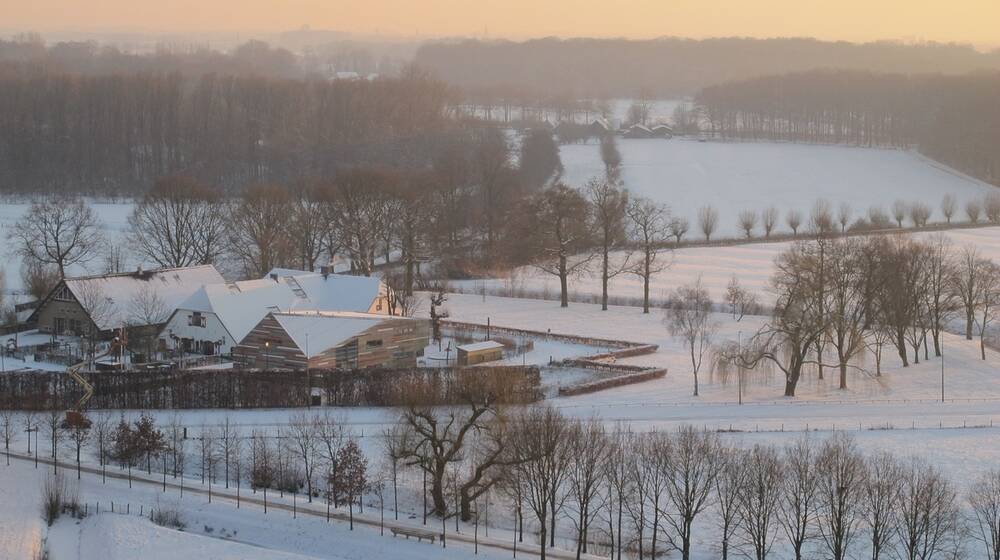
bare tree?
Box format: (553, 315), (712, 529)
(837, 203), (852, 233)
(398, 392), (510, 521)
(665, 279), (717, 396)
(600, 135), (623, 182)
(923, 235), (956, 357)
(605, 429), (635, 560)
(526, 183), (596, 308)
(736, 242), (830, 396)
(380, 424), (411, 521)
(509, 407), (570, 560)
(739, 445), (783, 560)
(967, 199), (983, 223)
(565, 419), (608, 559)
(10, 197), (104, 277)
(287, 413), (320, 502)
(715, 447), (748, 560)
(941, 194), (956, 224)
(863, 452), (902, 560)
(975, 261), (1000, 360)
(215, 417), (240, 490)
(61, 416), (91, 479)
(987, 193), (1000, 224)
(909, 201), (932, 227)
(588, 177), (631, 311)
(970, 469), (1000, 560)
(786, 209), (803, 235)
(813, 433), (866, 560)
(737, 209), (757, 239)
(697, 206), (719, 242)
(0, 409), (15, 466)
(128, 176), (227, 268)
(779, 437), (819, 560)
(951, 246), (987, 340)
(127, 283), (170, 360)
(825, 239), (869, 389)
(894, 459), (964, 560)
(229, 184), (293, 277)
(661, 427), (723, 560)
(289, 186), (327, 272)
(726, 275), (759, 321)
(669, 217), (690, 244)
(762, 206), (779, 238)
(891, 200), (908, 228)
(21, 261), (60, 301)
(627, 197), (672, 313)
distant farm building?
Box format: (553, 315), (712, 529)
(159, 269), (393, 357)
(623, 124), (655, 139)
(651, 124), (674, 138)
(457, 340), (505, 366)
(26, 265), (225, 338)
(235, 311), (429, 370)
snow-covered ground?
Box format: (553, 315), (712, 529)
(0, 200), (135, 296)
(559, 139), (998, 238)
(463, 225), (1000, 307)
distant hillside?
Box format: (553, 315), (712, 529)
(414, 37), (1000, 97)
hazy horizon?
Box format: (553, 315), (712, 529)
(4, 0), (999, 50)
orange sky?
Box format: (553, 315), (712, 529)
(5, 0), (999, 48)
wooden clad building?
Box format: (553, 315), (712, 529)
(457, 340), (505, 366)
(235, 311), (429, 370)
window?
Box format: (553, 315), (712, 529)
(53, 285), (74, 302)
(365, 339), (383, 349)
(188, 312), (206, 328)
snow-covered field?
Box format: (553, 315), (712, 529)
(559, 139), (998, 237)
(465, 225), (1000, 307)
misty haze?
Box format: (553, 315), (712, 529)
(2, 2), (1000, 560)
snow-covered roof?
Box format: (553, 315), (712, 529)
(175, 279), (300, 343)
(457, 341), (505, 353)
(64, 265), (225, 331)
(264, 268), (387, 314)
(174, 270), (389, 344)
(271, 311), (416, 358)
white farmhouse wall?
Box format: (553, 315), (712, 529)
(159, 310), (235, 355)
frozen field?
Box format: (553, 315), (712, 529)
(468, 225), (1000, 307)
(559, 139), (998, 237)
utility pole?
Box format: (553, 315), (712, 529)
(941, 337), (945, 403)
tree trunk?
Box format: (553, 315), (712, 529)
(601, 248), (609, 311)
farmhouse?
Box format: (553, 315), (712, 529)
(159, 269), (393, 356)
(25, 265), (225, 338)
(457, 340), (505, 366)
(235, 311), (429, 370)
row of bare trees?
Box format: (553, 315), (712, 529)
(10, 406), (1000, 560)
(697, 194), (999, 244)
(732, 234), (1000, 397)
(386, 403), (999, 560)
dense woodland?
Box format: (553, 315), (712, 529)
(415, 37), (1000, 97)
(695, 70), (1000, 186)
(0, 66), (455, 194)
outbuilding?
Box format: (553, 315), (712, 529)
(456, 340), (505, 366)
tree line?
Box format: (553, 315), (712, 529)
(695, 70), (1000, 187)
(415, 37), (1000, 98)
(0, 66), (454, 195)
(9, 402), (1000, 560)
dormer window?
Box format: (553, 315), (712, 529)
(189, 312), (206, 327)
